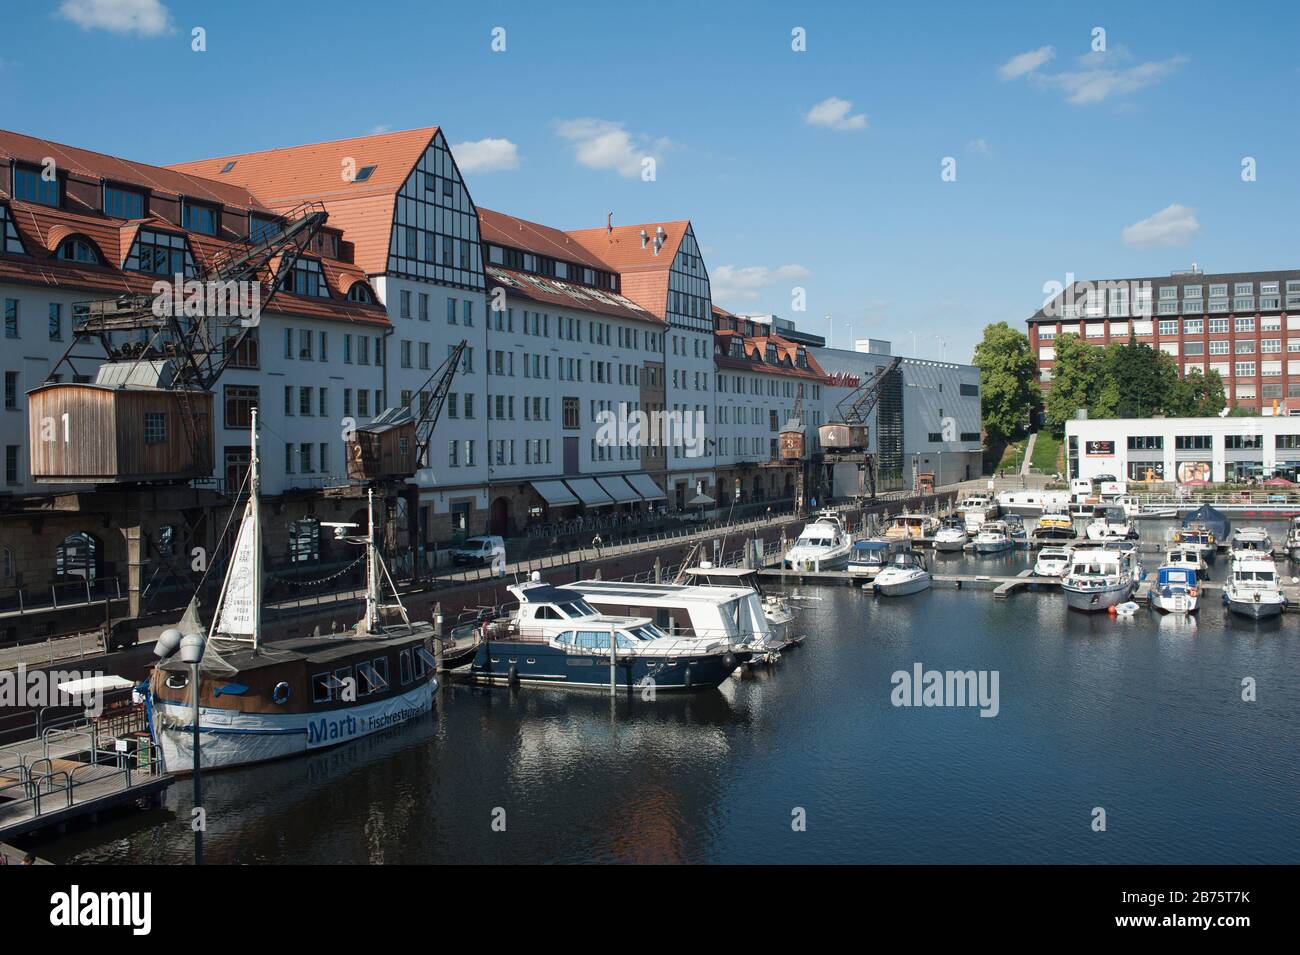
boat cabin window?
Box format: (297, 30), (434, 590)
(555, 631), (575, 645)
(1239, 570), (1274, 582)
(334, 666), (354, 699)
(373, 656), (390, 687)
(165, 673), (188, 690)
(357, 661), (388, 696)
(412, 650), (426, 680)
(629, 624), (666, 642)
(574, 630), (610, 650)
(399, 649), (413, 685)
(533, 605), (563, 619)
(311, 673), (332, 703)
(556, 600), (596, 618)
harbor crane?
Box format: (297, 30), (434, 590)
(33, 201), (331, 483)
(344, 339), (467, 581)
(816, 356), (903, 502)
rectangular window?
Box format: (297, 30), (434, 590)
(5, 445), (19, 484)
(14, 166), (59, 206)
(182, 201), (219, 236)
(103, 186), (145, 219)
(144, 412), (167, 444)
(5, 371), (19, 409)
(48, 303), (62, 341)
(224, 385), (258, 429)
(4, 299), (17, 338)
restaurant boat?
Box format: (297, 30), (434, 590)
(1061, 547), (1136, 612)
(149, 412), (438, 773)
(1223, 557), (1286, 619)
(471, 576), (750, 689)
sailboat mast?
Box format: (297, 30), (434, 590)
(366, 489), (379, 632)
(250, 408), (262, 652)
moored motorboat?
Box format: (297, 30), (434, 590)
(932, 515), (969, 552)
(1033, 545), (1072, 577)
(1287, 516), (1300, 562)
(1229, 527), (1273, 562)
(972, 520), (1014, 554)
(1162, 546), (1207, 580)
(956, 493), (999, 532)
(784, 511), (853, 571)
(847, 538), (910, 578)
(1033, 503), (1076, 539)
(1223, 557), (1286, 620)
(1172, 523), (1218, 563)
(1084, 504), (1136, 541)
(1150, 565), (1199, 614)
(473, 576), (751, 689)
(870, 550), (932, 596)
(1061, 547), (1136, 612)
(883, 512), (940, 542)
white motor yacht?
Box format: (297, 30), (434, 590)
(870, 550), (932, 596)
(1033, 545), (1072, 577)
(1061, 547), (1136, 612)
(783, 511), (853, 571)
(1223, 557), (1286, 620)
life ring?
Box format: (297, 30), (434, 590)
(272, 682), (291, 705)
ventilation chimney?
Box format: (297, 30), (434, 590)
(606, 212), (613, 235)
(639, 228), (649, 249)
(653, 225), (666, 254)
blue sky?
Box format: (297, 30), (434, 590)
(3, 0), (1298, 363)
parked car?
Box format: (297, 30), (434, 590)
(451, 536), (506, 566)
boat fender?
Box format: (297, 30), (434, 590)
(683, 665), (693, 690)
(271, 681), (291, 705)
(722, 652), (737, 673)
(507, 664), (519, 688)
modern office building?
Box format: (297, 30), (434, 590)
(1065, 414), (1300, 483)
(1028, 267), (1300, 415)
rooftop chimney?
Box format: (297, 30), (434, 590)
(606, 212), (613, 234)
(639, 228), (648, 249)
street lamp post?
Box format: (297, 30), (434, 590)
(179, 632), (205, 865)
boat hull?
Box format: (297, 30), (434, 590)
(1225, 595), (1284, 619)
(1062, 583), (1132, 612)
(973, 540), (1013, 554)
(873, 573), (932, 596)
(932, 536), (967, 552)
(469, 641), (745, 690)
(1151, 592), (1198, 614)
(151, 679), (436, 773)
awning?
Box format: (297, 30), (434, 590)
(626, 473), (666, 501)
(56, 675), (134, 694)
(530, 480), (579, 506)
(564, 478), (614, 507)
(596, 476), (640, 503)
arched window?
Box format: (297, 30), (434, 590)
(56, 532), (98, 582)
(347, 282), (375, 304)
(289, 518), (320, 563)
(56, 237), (103, 265)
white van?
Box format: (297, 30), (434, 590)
(451, 535), (506, 566)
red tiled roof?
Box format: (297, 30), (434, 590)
(478, 208), (611, 271)
(0, 128), (272, 212)
(566, 220), (691, 319)
(712, 327), (827, 382)
(0, 198), (388, 327)
(486, 266), (660, 325)
(167, 127), (440, 275)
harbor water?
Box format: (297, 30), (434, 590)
(39, 517), (1300, 865)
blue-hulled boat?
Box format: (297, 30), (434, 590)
(470, 576), (750, 690)
(1150, 565), (1199, 614)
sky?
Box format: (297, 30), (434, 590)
(2, 0), (1298, 364)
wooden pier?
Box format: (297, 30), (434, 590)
(0, 717), (172, 843)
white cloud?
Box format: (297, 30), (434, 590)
(997, 46), (1055, 80)
(452, 137), (520, 173)
(553, 119), (669, 179)
(966, 138), (992, 155)
(368, 124), (391, 135)
(803, 97), (868, 131)
(58, 0), (173, 36)
(1041, 53), (1188, 105)
(1122, 203), (1200, 248)
(712, 264), (812, 302)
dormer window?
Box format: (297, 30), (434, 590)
(282, 258), (329, 297)
(353, 165), (377, 183)
(0, 205), (25, 255)
(126, 228), (196, 278)
(57, 237), (103, 265)
(220, 161), (237, 174)
(13, 165), (60, 207)
(182, 200), (219, 236)
(250, 214), (281, 243)
(103, 185), (146, 220)
(795, 347), (808, 369)
(728, 336), (745, 359)
(765, 343), (777, 363)
(347, 282), (375, 304)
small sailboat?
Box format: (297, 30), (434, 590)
(932, 515), (969, 552)
(1223, 558), (1286, 619)
(1150, 565), (1199, 614)
(870, 550), (932, 596)
(149, 411), (439, 773)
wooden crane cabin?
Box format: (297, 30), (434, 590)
(345, 406), (418, 483)
(27, 361), (213, 484)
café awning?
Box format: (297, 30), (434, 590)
(596, 476), (641, 503)
(626, 473), (666, 501)
(530, 480), (579, 506)
(564, 478), (615, 507)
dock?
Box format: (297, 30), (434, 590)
(0, 715), (172, 843)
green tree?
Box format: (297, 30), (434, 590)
(1043, 332), (1101, 433)
(1168, 368), (1227, 417)
(973, 322), (1039, 442)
